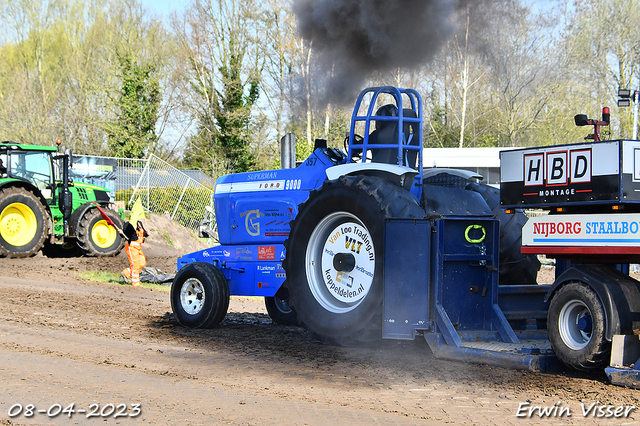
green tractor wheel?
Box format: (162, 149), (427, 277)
(76, 207), (124, 257)
(0, 186), (49, 258)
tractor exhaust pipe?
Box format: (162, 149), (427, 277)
(280, 133), (296, 169)
(60, 148), (73, 224)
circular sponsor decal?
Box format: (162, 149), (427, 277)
(320, 221), (375, 303)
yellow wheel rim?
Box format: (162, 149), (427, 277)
(91, 219), (117, 249)
(0, 202), (38, 247)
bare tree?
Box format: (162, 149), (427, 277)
(478, 1), (557, 146)
(0, 0), (170, 155)
(262, 0), (300, 142)
(565, 0), (640, 138)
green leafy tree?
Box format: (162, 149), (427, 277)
(107, 51), (161, 158)
(181, 56), (259, 175)
(0, 0), (171, 156)
(213, 52), (260, 172)
(425, 104), (461, 148)
(176, 0), (262, 176)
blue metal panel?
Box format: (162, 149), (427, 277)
(419, 217), (563, 372)
(382, 219), (430, 339)
(435, 218), (497, 331)
(213, 149), (336, 246)
(498, 284), (550, 332)
(176, 244), (286, 297)
(382, 217), (525, 344)
(606, 365), (640, 389)
(432, 217), (518, 344)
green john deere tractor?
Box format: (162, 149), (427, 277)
(0, 141), (125, 258)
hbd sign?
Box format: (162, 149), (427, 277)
(524, 149), (591, 187)
(500, 141), (637, 207)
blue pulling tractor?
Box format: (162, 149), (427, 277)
(170, 86), (640, 384)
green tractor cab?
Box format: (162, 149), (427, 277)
(0, 141), (124, 258)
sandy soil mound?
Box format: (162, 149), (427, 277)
(138, 213), (211, 259)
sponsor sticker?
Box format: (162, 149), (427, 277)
(240, 209), (263, 236)
(523, 213), (640, 246)
(321, 221), (375, 303)
(258, 246), (276, 260)
(235, 247), (252, 260)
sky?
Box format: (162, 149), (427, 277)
(140, 0), (557, 20)
(139, 0), (189, 19)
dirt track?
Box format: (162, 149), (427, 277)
(1, 235), (640, 425)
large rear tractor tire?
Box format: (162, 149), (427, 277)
(467, 182), (540, 284)
(547, 282), (609, 370)
(0, 186), (49, 258)
(284, 175), (425, 345)
(76, 207), (124, 257)
(171, 262), (230, 329)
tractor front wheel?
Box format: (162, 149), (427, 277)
(170, 262), (230, 328)
(76, 207), (124, 257)
(0, 187), (48, 258)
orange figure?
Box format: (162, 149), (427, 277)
(121, 220), (149, 287)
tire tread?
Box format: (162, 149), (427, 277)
(76, 207), (124, 257)
(547, 282), (610, 371)
(0, 186), (49, 258)
(284, 175), (424, 346)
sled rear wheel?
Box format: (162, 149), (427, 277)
(547, 282), (609, 370)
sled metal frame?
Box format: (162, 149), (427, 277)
(383, 217), (560, 372)
(605, 335), (640, 389)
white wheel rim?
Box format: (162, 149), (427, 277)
(558, 299), (592, 350)
(180, 278), (205, 315)
(306, 212), (375, 314)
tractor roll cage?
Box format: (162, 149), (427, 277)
(347, 86), (424, 182)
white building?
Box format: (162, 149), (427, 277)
(423, 147), (515, 185)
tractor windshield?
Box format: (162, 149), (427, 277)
(9, 151), (54, 199)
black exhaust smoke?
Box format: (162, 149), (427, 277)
(293, 0), (472, 105)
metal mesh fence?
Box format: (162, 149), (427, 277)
(115, 158), (149, 202)
(129, 154), (215, 233)
(75, 154), (215, 235)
